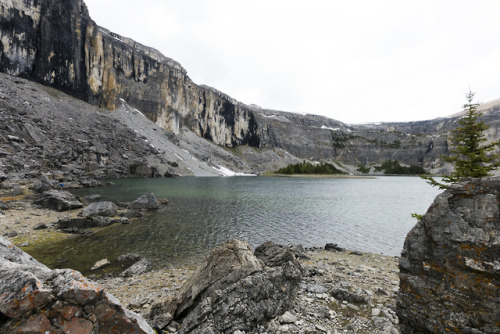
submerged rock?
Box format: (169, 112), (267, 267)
(150, 239), (303, 333)
(0, 236), (154, 333)
(128, 193), (159, 212)
(397, 177), (500, 334)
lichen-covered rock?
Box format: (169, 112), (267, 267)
(150, 239), (302, 333)
(397, 178), (500, 334)
(0, 236), (154, 333)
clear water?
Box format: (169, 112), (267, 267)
(30, 176), (442, 273)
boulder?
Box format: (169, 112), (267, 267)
(81, 201), (118, 217)
(121, 258), (152, 277)
(128, 193), (159, 211)
(150, 239), (302, 333)
(397, 178), (500, 334)
(0, 236), (154, 334)
(56, 217), (113, 232)
(31, 174), (56, 193)
(83, 194), (102, 204)
(325, 243), (344, 252)
(34, 190), (83, 211)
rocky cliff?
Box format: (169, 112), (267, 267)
(0, 0), (259, 149)
(1, 0), (499, 174)
(397, 177), (500, 333)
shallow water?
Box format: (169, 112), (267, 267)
(29, 176), (442, 273)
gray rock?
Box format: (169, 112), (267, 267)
(331, 287), (369, 304)
(81, 201), (118, 217)
(0, 236), (154, 333)
(305, 283), (327, 294)
(151, 239), (302, 333)
(56, 217), (112, 231)
(325, 243), (344, 252)
(82, 194), (102, 204)
(117, 253), (143, 263)
(31, 175), (55, 193)
(397, 178), (500, 334)
(280, 311), (297, 324)
(91, 258), (111, 271)
(3, 231), (18, 238)
(121, 258), (152, 277)
(34, 190), (83, 212)
(128, 193), (159, 211)
(33, 223), (48, 230)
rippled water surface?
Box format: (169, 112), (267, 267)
(32, 176), (443, 272)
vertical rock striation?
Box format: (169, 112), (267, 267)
(397, 178), (500, 333)
(0, 0), (260, 148)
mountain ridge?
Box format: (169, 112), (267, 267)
(0, 0), (498, 179)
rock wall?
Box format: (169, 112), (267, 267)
(1, 0), (498, 170)
(397, 177), (500, 333)
(0, 0), (259, 148)
(0, 236), (154, 333)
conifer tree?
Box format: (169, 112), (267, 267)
(422, 91), (499, 189)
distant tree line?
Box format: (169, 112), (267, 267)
(275, 161), (345, 175)
(374, 160), (426, 175)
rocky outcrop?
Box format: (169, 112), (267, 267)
(34, 190), (84, 211)
(150, 239), (303, 333)
(0, 236), (154, 333)
(0, 0), (259, 148)
(397, 177), (500, 333)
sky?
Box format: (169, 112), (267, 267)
(84, 0), (500, 124)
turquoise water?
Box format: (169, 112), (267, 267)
(31, 176), (442, 273)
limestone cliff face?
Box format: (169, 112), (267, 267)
(0, 0), (259, 148)
(1, 0), (498, 172)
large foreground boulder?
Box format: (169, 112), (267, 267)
(150, 239), (303, 333)
(397, 178), (500, 334)
(0, 236), (154, 334)
(34, 189), (84, 211)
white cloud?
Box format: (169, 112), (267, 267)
(84, 0), (500, 123)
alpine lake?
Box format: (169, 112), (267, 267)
(28, 176), (443, 275)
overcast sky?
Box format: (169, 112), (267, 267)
(84, 0), (500, 124)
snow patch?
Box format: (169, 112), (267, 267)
(321, 125), (340, 131)
(215, 165), (256, 177)
(134, 108), (147, 117)
(259, 113), (289, 122)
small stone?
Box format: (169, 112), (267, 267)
(347, 303), (360, 311)
(315, 324), (328, 332)
(33, 223), (48, 230)
(372, 308), (381, 316)
(280, 311), (297, 324)
(90, 258), (110, 271)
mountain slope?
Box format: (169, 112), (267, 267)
(1, 0), (498, 177)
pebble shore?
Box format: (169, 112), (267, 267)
(1, 197), (401, 333)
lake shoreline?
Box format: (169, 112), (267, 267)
(1, 194), (402, 332)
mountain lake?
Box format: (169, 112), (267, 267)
(28, 176), (443, 274)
